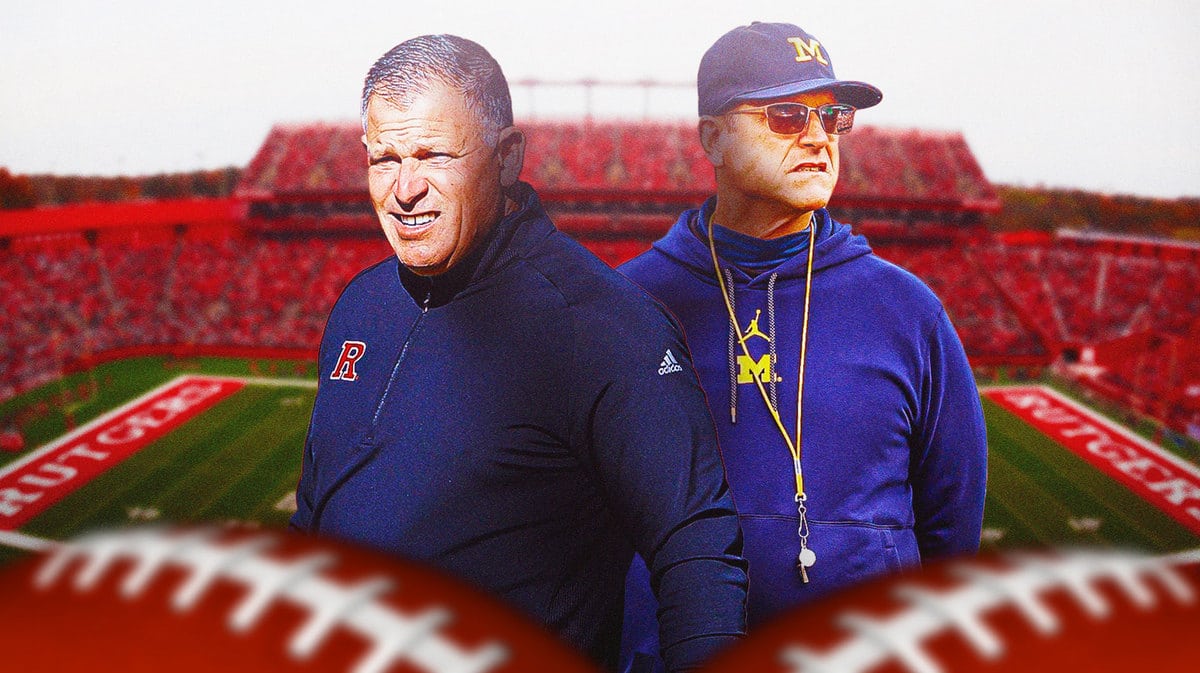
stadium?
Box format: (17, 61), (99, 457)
(3, 93), (1199, 569)
(5, 2), (1200, 665)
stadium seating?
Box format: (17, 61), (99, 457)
(0, 226), (1062, 401)
(5, 118), (1198, 442)
(236, 121), (998, 207)
(0, 235), (392, 401)
(1, 238), (103, 398)
(873, 241), (1046, 359)
(8, 226), (1198, 431)
(978, 239), (1200, 346)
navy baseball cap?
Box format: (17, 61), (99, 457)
(698, 22), (883, 116)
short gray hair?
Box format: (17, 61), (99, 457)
(361, 34), (513, 145)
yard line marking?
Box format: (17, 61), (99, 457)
(0, 372), (313, 540)
(3, 375), (314, 481)
(1, 375), (196, 479)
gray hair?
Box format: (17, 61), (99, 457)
(360, 34), (513, 146)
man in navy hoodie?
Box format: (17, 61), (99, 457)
(290, 34), (747, 672)
(620, 21), (987, 671)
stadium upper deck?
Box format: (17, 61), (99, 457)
(235, 120), (999, 213)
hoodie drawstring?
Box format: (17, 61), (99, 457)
(725, 268), (737, 424)
(725, 270), (780, 424)
(767, 272), (779, 412)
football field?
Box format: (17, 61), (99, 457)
(1, 356), (1196, 566)
(978, 389), (1198, 553)
(0, 357), (312, 564)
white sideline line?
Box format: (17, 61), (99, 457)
(4, 373), (316, 480)
(980, 383), (1200, 480)
(207, 375), (317, 389)
(0, 530), (57, 552)
(1036, 385), (1200, 480)
(0, 375), (193, 480)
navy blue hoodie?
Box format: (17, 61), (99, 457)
(618, 200), (986, 667)
(291, 185), (747, 672)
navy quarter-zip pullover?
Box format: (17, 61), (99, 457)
(292, 184), (748, 672)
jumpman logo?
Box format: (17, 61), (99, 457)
(739, 310), (770, 344)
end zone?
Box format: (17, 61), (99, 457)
(983, 385), (1200, 536)
(0, 376), (244, 533)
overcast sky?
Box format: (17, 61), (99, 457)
(2, 1), (1198, 198)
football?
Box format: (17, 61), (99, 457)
(0, 524), (599, 673)
(704, 547), (1200, 673)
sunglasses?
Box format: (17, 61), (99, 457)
(725, 102), (857, 135)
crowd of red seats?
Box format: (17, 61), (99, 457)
(240, 124), (359, 196)
(7, 229), (1198, 368)
(873, 243), (1047, 358)
(236, 121), (997, 205)
(976, 241), (1200, 346)
(1080, 327), (1200, 440)
(520, 122), (712, 192)
(4, 227), (1200, 437)
(0, 235), (392, 401)
(0, 225), (1048, 401)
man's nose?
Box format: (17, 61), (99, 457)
(796, 111), (831, 148)
(393, 158), (429, 209)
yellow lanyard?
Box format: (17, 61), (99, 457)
(706, 215), (818, 582)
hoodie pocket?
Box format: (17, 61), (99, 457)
(739, 515), (921, 625)
(879, 526), (922, 573)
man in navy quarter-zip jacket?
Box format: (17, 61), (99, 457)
(290, 34), (747, 673)
(619, 21), (987, 673)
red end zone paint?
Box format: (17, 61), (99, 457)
(984, 386), (1200, 535)
(0, 376), (243, 531)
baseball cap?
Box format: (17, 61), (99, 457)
(698, 22), (883, 116)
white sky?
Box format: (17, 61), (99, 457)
(2, 0), (1198, 198)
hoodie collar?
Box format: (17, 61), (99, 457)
(690, 203), (825, 278)
(656, 196), (874, 288)
(395, 181), (553, 308)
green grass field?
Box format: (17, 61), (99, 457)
(978, 395), (1197, 552)
(1, 356), (1196, 566)
(0, 356), (314, 564)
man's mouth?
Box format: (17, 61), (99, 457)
(393, 212), (438, 227)
(793, 162), (827, 173)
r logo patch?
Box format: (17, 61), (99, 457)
(330, 341), (366, 381)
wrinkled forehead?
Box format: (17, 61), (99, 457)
(363, 86), (478, 146)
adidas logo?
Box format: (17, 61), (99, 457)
(658, 349), (683, 376)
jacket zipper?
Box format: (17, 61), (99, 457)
(370, 289), (431, 426)
(312, 289), (431, 531)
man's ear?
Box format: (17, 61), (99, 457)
(497, 126), (526, 187)
(698, 116), (725, 168)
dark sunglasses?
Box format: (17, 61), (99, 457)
(726, 102), (857, 135)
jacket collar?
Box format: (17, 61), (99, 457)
(396, 181), (553, 308)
